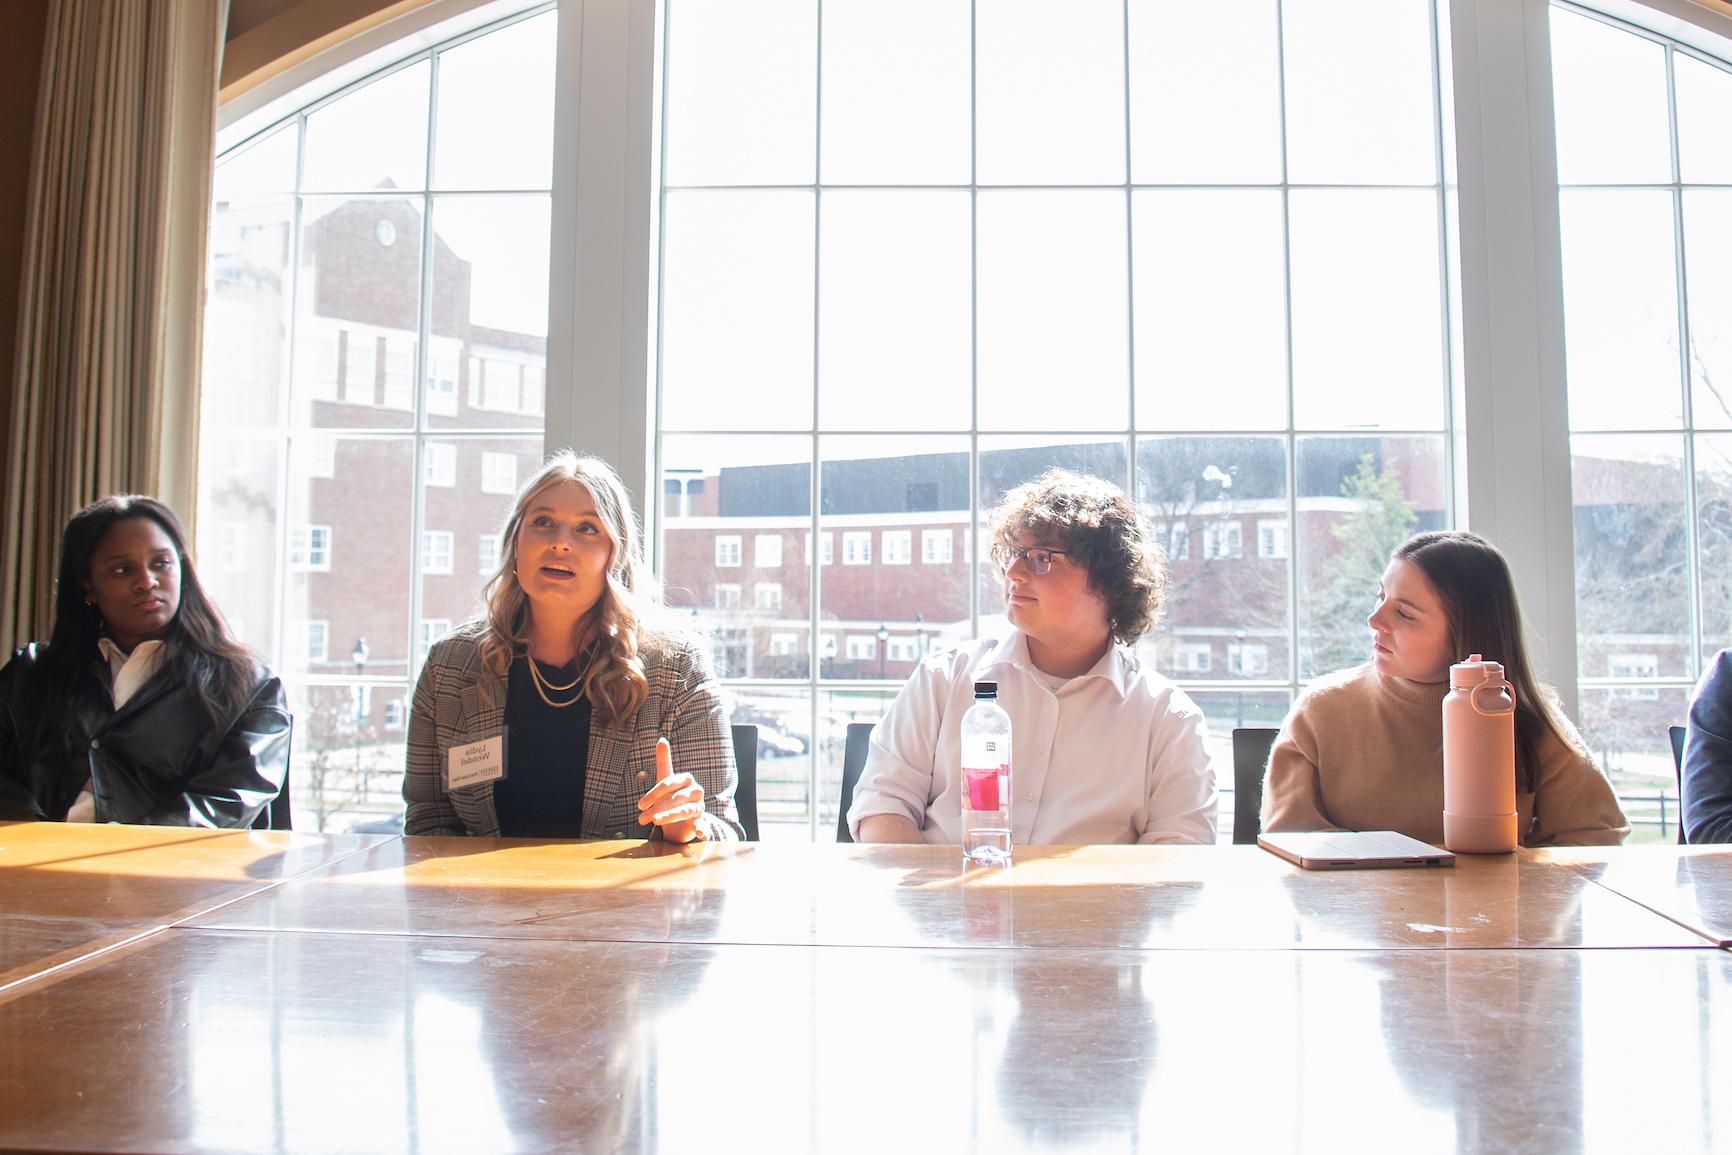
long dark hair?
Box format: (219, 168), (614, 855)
(27, 496), (256, 746)
(1393, 530), (1583, 792)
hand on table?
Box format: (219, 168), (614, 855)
(637, 736), (707, 844)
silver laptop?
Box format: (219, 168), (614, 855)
(1258, 830), (1455, 870)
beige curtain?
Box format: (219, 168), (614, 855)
(2, 0), (224, 646)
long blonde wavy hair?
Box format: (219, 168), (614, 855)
(480, 451), (656, 726)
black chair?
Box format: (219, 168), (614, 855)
(1231, 727), (1279, 845)
(836, 722), (875, 843)
(731, 723), (759, 841)
(1669, 724), (1687, 845)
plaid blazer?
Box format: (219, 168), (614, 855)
(403, 621), (741, 840)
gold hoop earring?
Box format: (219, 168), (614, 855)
(83, 594), (96, 606)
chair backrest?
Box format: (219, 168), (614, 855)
(836, 722), (876, 843)
(1231, 727), (1279, 845)
(731, 723), (759, 841)
(1669, 723), (1687, 845)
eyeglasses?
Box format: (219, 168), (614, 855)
(990, 545), (1070, 576)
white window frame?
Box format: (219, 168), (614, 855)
(844, 635), (877, 661)
(755, 533), (783, 568)
(481, 451), (518, 495)
(288, 525), (331, 572)
(419, 619), (453, 661)
(1257, 519), (1290, 560)
(219, 522), (247, 572)
(303, 620), (329, 664)
(715, 535), (742, 568)
(1173, 643), (1213, 674)
(1202, 521), (1242, 561)
(881, 530), (912, 566)
(769, 632), (800, 657)
(842, 531), (871, 566)
(713, 583), (741, 610)
(479, 533), (502, 576)
(1228, 641), (1269, 677)
(922, 529), (953, 565)
(754, 582), (783, 611)
(886, 636), (920, 663)
(424, 442), (456, 487)
(422, 530), (454, 575)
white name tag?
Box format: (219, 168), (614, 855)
(447, 735), (505, 790)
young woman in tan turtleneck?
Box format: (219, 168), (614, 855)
(1260, 531), (1627, 847)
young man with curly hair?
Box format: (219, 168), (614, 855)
(847, 469), (1217, 845)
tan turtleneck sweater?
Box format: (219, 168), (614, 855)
(1260, 663), (1628, 847)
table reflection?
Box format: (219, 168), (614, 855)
(0, 931), (1728, 1153)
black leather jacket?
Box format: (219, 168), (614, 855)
(0, 643), (291, 827)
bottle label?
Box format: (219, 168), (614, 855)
(963, 763), (1007, 810)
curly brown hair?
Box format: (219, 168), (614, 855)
(989, 469), (1167, 645)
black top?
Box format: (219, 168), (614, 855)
(495, 657), (593, 838)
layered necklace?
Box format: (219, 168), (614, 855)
(526, 651), (588, 709)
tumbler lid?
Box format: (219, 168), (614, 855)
(1449, 654), (1506, 689)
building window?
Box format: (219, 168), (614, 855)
(1228, 641), (1269, 677)
(1202, 520), (1242, 560)
(424, 443), (456, 487)
(481, 452), (517, 495)
(922, 529), (953, 565)
(382, 332), (416, 409)
(302, 620), (330, 664)
(478, 533), (502, 576)
(384, 698), (406, 731)
(882, 530), (912, 565)
(425, 337), (461, 416)
(755, 533), (783, 568)
(821, 532), (834, 565)
(305, 436), (336, 480)
(755, 582), (783, 611)
(1166, 522), (1190, 562)
(1608, 654), (1660, 700)
(288, 526), (332, 571)
(342, 328), (377, 403)
(714, 583), (741, 610)
(1173, 643), (1212, 673)
(422, 530), (454, 575)
(419, 619), (453, 661)
(843, 531), (872, 565)
(219, 523), (246, 572)
(886, 636), (920, 662)
(715, 535), (742, 568)
(845, 635), (877, 661)
(769, 632), (800, 657)
(1257, 519), (1290, 559)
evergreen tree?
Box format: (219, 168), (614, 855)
(1304, 454), (1418, 676)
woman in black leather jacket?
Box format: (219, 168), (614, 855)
(0, 495), (289, 826)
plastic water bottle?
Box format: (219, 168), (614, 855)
(960, 681), (1012, 865)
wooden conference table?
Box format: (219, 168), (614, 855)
(0, 822), (1728, 1154)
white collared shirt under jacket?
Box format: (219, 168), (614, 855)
(847, 631), (1218, 845)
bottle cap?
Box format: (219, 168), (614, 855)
(973, 681), (997, 699)
(1449, 654), (1506, 689)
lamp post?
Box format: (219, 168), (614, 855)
(914, 612), (927, 660)
(877, 623), (890, 678)
(352, 636), (369, 798)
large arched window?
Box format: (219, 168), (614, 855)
(199, 6), (555, 830)
(653, 0), (1455, 838)
(1552, 1), (1732, 835)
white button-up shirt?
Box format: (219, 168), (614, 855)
(97, 637), (166, 709)
(847, 631), (1217, 845)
